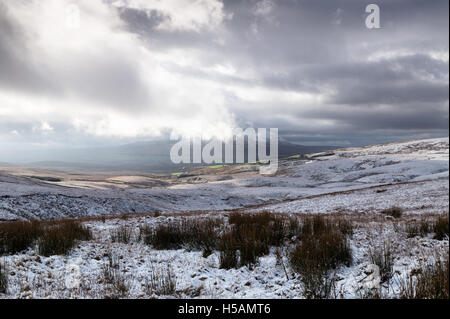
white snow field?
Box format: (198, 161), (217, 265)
(0, 138), (448, 299)
(1, 137), (448, 221)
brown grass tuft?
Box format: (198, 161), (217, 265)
(38, 220), (92, 256)
(289, 215), (353, 298)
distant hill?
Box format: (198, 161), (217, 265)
(25, 139), (337, 173)
(0, 162), (16, 167)
(277, 141), (336, 158)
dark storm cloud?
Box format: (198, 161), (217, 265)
(0, 0), (448, 150)
(221, 0), (448, 144)
(0, 1), (152, 113)
(258, 54), (449, 106)
(116, 5), (229, 53)
(302, 103), (448, 130)
(118, 7), (168, 32)
(0, 3), (58, 95)
(332, 81), (448, 105)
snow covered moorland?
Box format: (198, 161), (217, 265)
(0, 138), (448, 299)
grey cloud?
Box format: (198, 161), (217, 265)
(332, 81), (448, 105)
(117, 6), (226, 52)
(0, 4), (58, 95)
(0, 0), (448, 152)
(55, 53), (152, 113)
(0, 2), (152, 113)
(118, 7), (168, 32)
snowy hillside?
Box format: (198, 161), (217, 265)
(0, 138), (448, 221)
(0, 138), (448, 299)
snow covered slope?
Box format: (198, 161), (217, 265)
(0, 138), (448, 220)
(0, 138), (448, 299)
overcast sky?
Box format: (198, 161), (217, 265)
(0, 0), (448, 160)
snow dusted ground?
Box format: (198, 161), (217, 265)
(1, 215), (300, 299)
(0, 137), (448, 221)
(1, 213), (448, 299)
(250, 179), (449, 215)
(0, 138), (448, 299)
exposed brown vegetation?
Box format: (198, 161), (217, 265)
(218, 232), (239, 269)
(368, 241), (394, 284)
(102, 251), (129, 298)
(142, 217), (221, 256)
(0, 221), (42, 255)
(380, 207), (403, 218)
(433, 215), (449, 240)
(405, 215), (448, 240)
(38, 220), (92, 256)
(0, 262), (7, 294)
(221, 212), (304, 268)
(289, 215), (353, 298)
(1, 219), (92, 257)
(400, 255), (449, 299)
(110, 226), (133, 244)
(145, 265), (177, 296)
(406, 219), (433, 238)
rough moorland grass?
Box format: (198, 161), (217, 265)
(142, 212), (302, 269)
(218, 232), (239, 269)
(226, 212), (273, 268)
(145, 265), (177, 296)
(380, 207), (403, 218)
(433, 216), (449, 240)
(289, 215), (353, 299)
(368, 241), (394, 284)
(0, 262), (7, 294)
(1, 219), (92, 257)
(142, 213), (353, 273)
(406, 219), (433, 238)
(102, 252), (129, 298)
(38, 220), (92, 257)
(400, 255), (449, 299)
(0, 221), (42, 255)
(405, 215), (448, 240)
(110, 226), (132, 244)
(229, 212), (298, 247)
(222, 212), (302, 269)
(142, 218), (221, 255)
